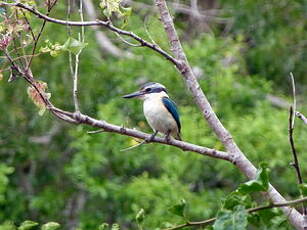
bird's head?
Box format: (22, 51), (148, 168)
(122, 82), (168, 100)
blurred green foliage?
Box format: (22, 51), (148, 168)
(0, 0), (306, 229)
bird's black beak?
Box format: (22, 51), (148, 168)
(122, 91), (144, 99)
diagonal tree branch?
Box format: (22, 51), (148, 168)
(0, 2), (178, 66)
(3, 53), (231, 161)
(154, 0), (304, 229)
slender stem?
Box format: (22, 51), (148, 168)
(290, 73), (296, 128)
(27, 0), (58, 69)
(166, 196), (307, 230)
(72, 51), (80, 112)
(71, 0), (85, 113)
(289, 72), (306, 221)
(289, 107), (304, 184)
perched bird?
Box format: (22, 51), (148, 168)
(123, 82), (182, 141)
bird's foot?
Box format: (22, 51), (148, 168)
(164, 131), (171, 143)
(145, 130), (158, 143)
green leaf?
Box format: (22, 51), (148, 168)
(135, 208), (145, 224)
(100, 0), (122, 16)
(39, 40), (64, 57)
(168, 199), (186, 218)
(223, 192), (251, 210)
(111, 224), (120, 230)
(213, 205), (248, 230)
(120, 6), (132, 17)
(237, 163), (269, 194)
(63, 37), (87, 55)
(18, 221), (38, 230)
(41, 222), (60, 230)
(98, 223), (109, 230)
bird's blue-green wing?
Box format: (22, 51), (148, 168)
(162, 97), (181, 132)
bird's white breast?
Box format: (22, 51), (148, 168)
(143, 93), (178, 135)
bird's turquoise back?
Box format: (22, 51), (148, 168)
(162, 97), (181, 132)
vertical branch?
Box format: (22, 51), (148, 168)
(66, 0), (85, 113)
(66, 0), (74, 76)
(290, 73), (296, 128)
(289, 73), (307, 225)
(71, 0), (85, 113)
(289, 107), (304, 184)
(72, 42), (81, 112)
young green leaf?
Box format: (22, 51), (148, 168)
(223, 192), (251, 210)
(100, 0), (122, 16)
(237, 163), (269, 194)
(168, 199), (186, 218)
(62, 37), (87, 55)
(213, 205), (248, 230)
(41, 222), (60, 230)
(111, 224), (120, 230)
(98, 223), (109, 230)
(39, 40), (64, 57)
(18, 221), (39, 230)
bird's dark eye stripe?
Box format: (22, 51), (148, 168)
(145, 88), (167, 93)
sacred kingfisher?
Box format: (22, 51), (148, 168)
(123, 82), (182, 141)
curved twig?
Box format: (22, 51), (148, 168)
(0, 2), (179, 66)
(166, 196), (307, 230)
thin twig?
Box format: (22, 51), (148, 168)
(120, 139), (147, 151)
(0, 2), (179, 66)
(67, 0), (74, 87)
(71, 0), (85, 113)
(87, 129), (105, 134)
(165, 196), (307, 230)
(27, 0), (58, 69)
(290, 72), (296, 128)
(115, 32), (142, 47)
(289, 72), (307, 223)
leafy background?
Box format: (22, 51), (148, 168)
(0, 0), (306, 229)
